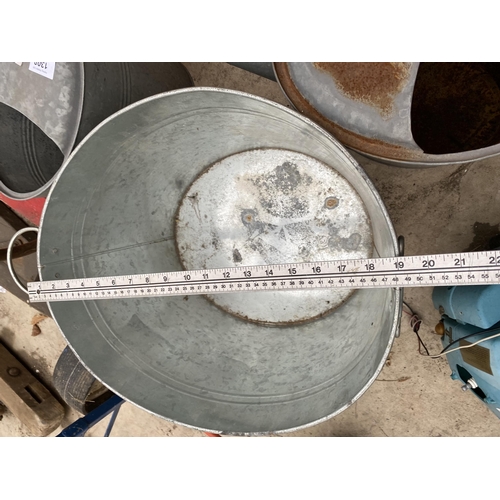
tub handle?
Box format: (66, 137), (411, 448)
(398, 235), (405, 258)
(395, 235), (405, 338)
(7, 227), (39, 294)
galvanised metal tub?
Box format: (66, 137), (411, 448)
(0, 62), (193, 199)
(38, 88), (401, 434)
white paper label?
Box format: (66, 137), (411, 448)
(29, 62), (56, 80)
(14, 62), (22, 66)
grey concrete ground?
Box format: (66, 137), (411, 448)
(1, 62), (500, 436)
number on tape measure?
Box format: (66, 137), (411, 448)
(26, 250), (500, 303)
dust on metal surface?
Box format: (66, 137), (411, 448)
(274, 62), (422, 162)
(175, 148), (373, 325)
(313, 63), (411, 117)
(274, 62), (500, 166)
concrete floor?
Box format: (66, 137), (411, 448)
(1, 62), (500, 436)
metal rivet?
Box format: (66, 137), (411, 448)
(55, 273), (60, 278)
(325, 197), (339, 209)
(7, 367), (21, 377)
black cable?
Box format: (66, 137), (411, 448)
(402, 300), (415, 315)
(404, 300), (500, 357)
(440, 324), (500, 355)
(402, 301), (430, 356)
(415, 329), (430, 356)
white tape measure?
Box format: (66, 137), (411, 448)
(27, 250), (500, 303)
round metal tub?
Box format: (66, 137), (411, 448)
(274, 62), (500, 167)
(38, 88), (401, 434)
(0, 62), (193, 199)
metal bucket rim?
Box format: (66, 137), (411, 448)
(37, 86), (402, 434)
(272, 62), (500, 166)
(39, 86), (398, 244)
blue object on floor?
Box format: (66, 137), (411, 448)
(440, 316), (500, 419)
(57, 395), (125, 437)
(433, 284), (500, 419)
(432, 284), (500, 329)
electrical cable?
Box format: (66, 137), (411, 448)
(440, 325), (500, 354)
(402, 301), (429, 355)
(402, 300), (500, 358)
(427, 330), (500, 358)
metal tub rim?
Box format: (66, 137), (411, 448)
(37, 87), (402, 434)
(273, 62), (500, 168)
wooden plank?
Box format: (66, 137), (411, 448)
(0, 342), (64, 436)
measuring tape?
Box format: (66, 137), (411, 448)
(27, 250), (500, 303)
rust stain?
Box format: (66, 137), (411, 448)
(325, 197), (339, 209)
(313, 62), (411, 117)
(274, 62), (421, 161)
(203, 292), (353, 327)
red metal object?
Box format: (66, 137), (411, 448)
(0, 194), (46, 227)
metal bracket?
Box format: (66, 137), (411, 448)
(57, 394), (125, 437)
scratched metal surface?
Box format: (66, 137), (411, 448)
(37, 88), (400, 433)
(0, 63), (84, 162)
(176, 148), (373, 325)
(0, 62), (193, 199)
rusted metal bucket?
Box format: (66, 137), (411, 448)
(0, 62), (193, 199)
(274, 63), (500, 167)
(37, 88), (402, 434)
